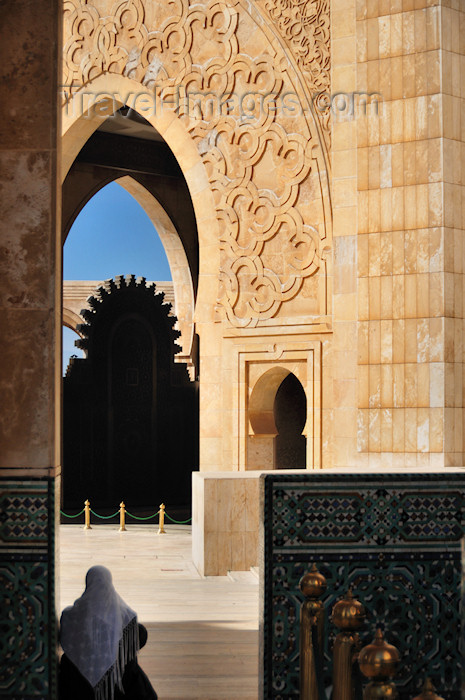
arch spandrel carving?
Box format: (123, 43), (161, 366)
(62, 0), (331, 330)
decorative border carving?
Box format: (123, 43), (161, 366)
(261, 0), (330, 92)
(258, 0), (331, 151)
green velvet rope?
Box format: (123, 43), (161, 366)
(60, 507), (191, 524)
(60, 508), (85, 518)
(90, 509), (120, 519)
(164, 513), (192, 524)
(125, 510), (160, 521)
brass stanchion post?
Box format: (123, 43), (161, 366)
(412, 679), (444, 700)
(358, 628), (400, 699)
(84, 499), (91, 530)
(299, 563), (327, 700)
(332, 590), (366, 700)
(119, 501), (126, 532)
(158, 503), (166, 534)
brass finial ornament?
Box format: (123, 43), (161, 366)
(158, 503), (166, 534)
(84, 498), (92, 530)
(299, 563), (327, 599)
(119, 501), (126, 532)
(332, 589), (366, 630)
(332, 589), (366, 700)
(359, 628), (400, 678)
(358, 629), (400, 699)
(412, 678), (444, 700)
(299, 564), (327, 700)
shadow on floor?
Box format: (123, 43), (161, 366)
(139, 620), (259, 700)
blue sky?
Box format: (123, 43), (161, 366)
(63, 181), (171, 373)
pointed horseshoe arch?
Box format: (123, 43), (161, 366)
(61, 73), (219, 335)
(62, 171), (196, 363)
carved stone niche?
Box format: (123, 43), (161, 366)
(233, 340), (322, 471)
(248, 367), (307, 470)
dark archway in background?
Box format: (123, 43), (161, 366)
(62, 110), (200, 513)
(63, 276), (198, 512)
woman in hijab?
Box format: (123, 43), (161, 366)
(58, 565), (157, 700)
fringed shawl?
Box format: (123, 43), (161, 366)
(60, 566), (139, 700)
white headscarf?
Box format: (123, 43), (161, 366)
(60, 565), (139, 700)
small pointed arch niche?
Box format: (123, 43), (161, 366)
(247, 366), (307, 470)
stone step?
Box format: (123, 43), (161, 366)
(227, 569), (259, 584)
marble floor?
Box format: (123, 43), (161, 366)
(59, 525), (259, 700)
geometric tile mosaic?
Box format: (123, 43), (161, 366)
(0, 478), (56, 699)
(260, 472), (465, 700)
(0, 559), (49, 696)
(0, 481), (49, 546)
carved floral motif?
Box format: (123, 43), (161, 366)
(259, 0), (331, 154)
(63, 0), (331, 328)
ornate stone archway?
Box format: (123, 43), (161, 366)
(61, 0), (332, 475)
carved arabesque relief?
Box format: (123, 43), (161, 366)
(261, 0), (330, 89)
(63, 0), (331, 328)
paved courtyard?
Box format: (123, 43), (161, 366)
(59, 525), (259, 700)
